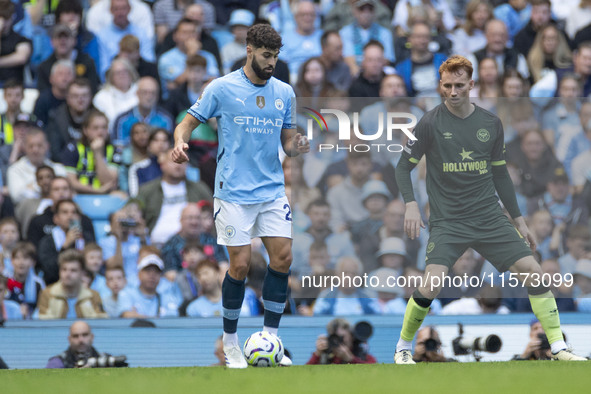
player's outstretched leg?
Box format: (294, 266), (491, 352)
(395, 264), (445, 365)
(394, 290), (432, 365)
(261, 237), (292, 366)
(528, 288), (587, 361)
(514, 256), (587, 361)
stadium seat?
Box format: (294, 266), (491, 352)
(74, 194), (128, 221)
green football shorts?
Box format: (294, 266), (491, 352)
(424, 214), (533, 272)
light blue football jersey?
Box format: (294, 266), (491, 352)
(188, 68), (296, 204)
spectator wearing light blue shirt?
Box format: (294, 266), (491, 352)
(112, 77), (174, 145)
(313, 256), (381, 316)
(118, 252), (181, 318)
(100, 206), (149, 288)
(221, 10), (255, 75)
(186, 259), (254, 317)
(340, 0), (395, 75)
(102, 265), (129, 317)
(95, 0), (155, 80)
(493, 0), (531, 45)
(158, 18), (219, 100)
(278, 1), (323, 83)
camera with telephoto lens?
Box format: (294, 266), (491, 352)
(452, 323), (502, 360)
(424, 338), (441, 352)
(538, 333), (551, 351)
(322, 321), (374, 363)
(77, 355), (128, 368)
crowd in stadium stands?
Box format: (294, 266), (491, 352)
(1, 0), (591, 321)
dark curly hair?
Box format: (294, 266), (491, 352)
(246, 24), (282, 51)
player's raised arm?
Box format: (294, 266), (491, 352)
(281, 128), (310, 157)
(172, 113), (201, 163)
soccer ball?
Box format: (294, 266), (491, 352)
(243, 331), (284, 367)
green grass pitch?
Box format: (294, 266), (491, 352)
(2, 362), (590, 394)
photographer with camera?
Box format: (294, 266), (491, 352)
(512, 319), (555, 360)
(413, 326), (456, 363)
(46, 321), (128, 368)
(306, 318), (377, 365)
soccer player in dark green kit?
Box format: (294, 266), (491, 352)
(393, 55), (586, 364)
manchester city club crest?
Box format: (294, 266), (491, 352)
(476, 128), (490, 142)
(256, 96), (266, 109)
(225, 225), (236, 238)
(275, 98), (284, 110)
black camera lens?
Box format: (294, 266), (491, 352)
(328, 334), (343, 350)
(424, 338), (440, 352)
(353, 321), (373, 342)
(538, 333), (551, 350)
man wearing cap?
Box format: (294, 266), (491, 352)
(7, 127), (66, 205)
(279, 1), (323, 83)
(339, 0), (394, 76)
(221, 10), (254, 75)
(351, 179), (391, 270)
(574, 259), (591, 312)
(368, 267), (406, 314)
(118, 248), (181, 317)
(37, 25), (100, 94)
(373, 237), (408, 277)
(357, 199), (421, 272)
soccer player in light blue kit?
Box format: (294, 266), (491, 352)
(172, 23), (310, 368)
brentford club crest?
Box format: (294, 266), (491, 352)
(256, 96), (265, 109)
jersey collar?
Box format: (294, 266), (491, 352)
(240, 67), (268, 88)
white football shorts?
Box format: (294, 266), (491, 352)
(213, 196), (293, 246)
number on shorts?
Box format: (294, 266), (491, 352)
(283, 203), (292, 222)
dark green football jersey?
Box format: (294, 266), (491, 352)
(401, 103), (507, 224)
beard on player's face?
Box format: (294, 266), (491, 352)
(251, 53), (275, 80)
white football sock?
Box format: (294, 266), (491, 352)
(396, 338), (413, 353)
(263, 326), (278, 336)
(223, 332), (239, 347)
(551, 340), (567, 354)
